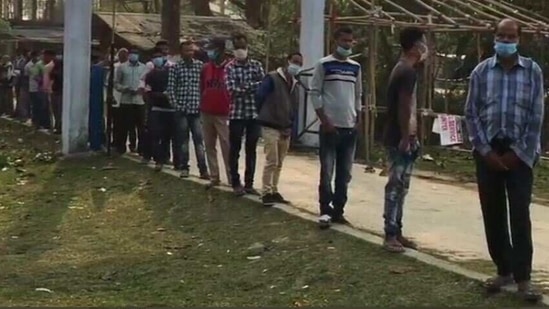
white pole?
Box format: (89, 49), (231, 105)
(62, 0), (93, 154)
(299, 0), (325, 147)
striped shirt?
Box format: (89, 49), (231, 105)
(464, 55), (544, 168)
(310, 55), (363, 128)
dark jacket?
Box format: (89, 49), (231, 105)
(145, 67), (171, 108)
(255, 68), (299, 130)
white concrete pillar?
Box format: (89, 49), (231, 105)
(61, 0), (92, 155)
(299, 0), (325, 147)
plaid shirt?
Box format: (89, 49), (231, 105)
(166, 58), (203, 114)
(225, 59), (265, 120)
(464, 55), (544, 168)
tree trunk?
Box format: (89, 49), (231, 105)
(46, 0), (56, 21)
(14, 0), (23, 20)
(244, 0), (265, 28)
(141, 0), (150, 13)
(161, 0), (181, 51)
(31, 0), (38, 20)
(189, 0), (212, 16)
(152, 0), (160, 13)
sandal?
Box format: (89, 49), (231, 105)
(483, 275), (513, 293)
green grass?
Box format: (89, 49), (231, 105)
(0, 120), (542, 307)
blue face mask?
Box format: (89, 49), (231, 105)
(152, 57), (165, 68)
(128, 53), (139, 62)
(207, 50), (219, 60)
(494, 41), (518, 57)
(336, 45), (352, 57)
(287, 63), (302, 76)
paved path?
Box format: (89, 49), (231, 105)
(184, 143), (549, 286)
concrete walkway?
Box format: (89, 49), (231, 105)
(182, 143), (549, 287)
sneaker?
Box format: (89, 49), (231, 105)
(517, 281), (543, 303)
(397, 235), (418, 250)
(273, 192), (290, 204)
(332, 215), (350, 225)
(233, 186), (246, 197)
(483, 275), (514, 293)
(244, 187), (260, 196)
(180, 170), (190, 178)
(318, 214), (332, 229)
(262, 194), (276, 207)
(383, 236), (405, 253)
(154, 163), (163, 172)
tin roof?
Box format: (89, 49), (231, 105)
(93, 12), (263, 51)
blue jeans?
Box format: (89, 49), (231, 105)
(174, 112), (208, 174)
(383, 141), (420, 237)
(318, 127), (357, 217)
(29, 92), (51, 129)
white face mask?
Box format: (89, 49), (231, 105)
(287, 63), (302, 76)
(233, 48), (248, 60)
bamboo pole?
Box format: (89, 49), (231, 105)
(366, 0), (378, 163)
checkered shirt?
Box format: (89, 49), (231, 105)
(166, 58), (203, 114)
(464, 55), (544, 168)
(224, 59), (265, 120)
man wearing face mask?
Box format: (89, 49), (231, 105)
(382, 27), (427, 253)
(200, 37), (232, 188)
(464, 19), (543, 302)
(144, 47), (175, 171)
(310, 27), (362, 229)
(255, 52), (303, 207)
(114, 48), (147, 154)
(166, 40), (208, 179)
(225, 33), (265, 196)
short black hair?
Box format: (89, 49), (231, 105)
(30, 50), (39, 57)
(334, 26), (353, 39)
(232, 33), (248, 43)
(155, 39), (168, 47)
(287, 52), (302, 60)
(399, 27), (425, 51)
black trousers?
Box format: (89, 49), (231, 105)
(229, 119), (261, 188)
(147, 110), (176, 164)
(474, 139), (534, 282)
(114, 104), (146, 154)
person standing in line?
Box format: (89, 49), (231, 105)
(166, 40), (209, 179)
(255, 52), (303, 206)
(310, 26), (362, 229)
(14, 50), (31, 122)
(107, 48), (129, 152)
(464, 19), (543, 302)
(49, 54), (63, 134)
(225, 33), (265, 196)
(381, 27), (427, 253)
(114, 48), (147, 155)
(145, 47), (176, 171)
(200, 37), (232, 188)
(26, 51), (51, 130)
(41, 50), (56, 130)
(0, 55), (14, 116)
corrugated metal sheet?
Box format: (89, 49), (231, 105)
(94, 12), (263, 51)
(9, 26), (64, 43)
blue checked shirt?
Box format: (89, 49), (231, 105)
(166, 58), (203, 114)
(225, 59), (265, 120)
(464, 56), (544, 168)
